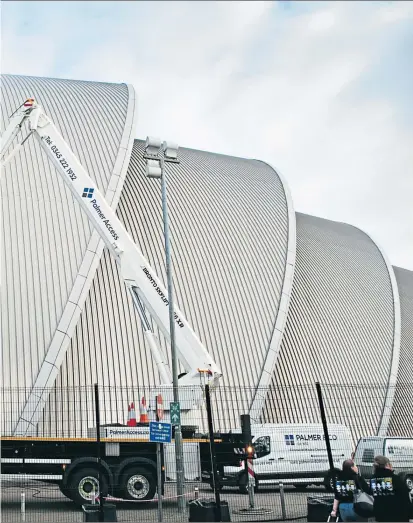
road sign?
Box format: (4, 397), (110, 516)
(149, 421), (172, 444)
(170, 402), (181, 426)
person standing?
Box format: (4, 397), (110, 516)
(370, 455), (413, 522)
(330, 459), (370, 522)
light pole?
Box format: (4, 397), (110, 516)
(144, 137), (186, 512)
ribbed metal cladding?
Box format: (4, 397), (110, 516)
(263, 213), (396, 441)
(42, 139), (291, 436)
(1, 74), (135, 434)
(387, 266), (413, 436)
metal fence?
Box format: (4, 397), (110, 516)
(1, 383), (412, 522)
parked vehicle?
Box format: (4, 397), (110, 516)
(211, 423), (353, 493)
(354, 436), (413, 490)
(1, 426), (246, 505)
(0, 97), (241, 507)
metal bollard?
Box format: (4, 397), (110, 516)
(248, 483), (255, 509)
(279, 482), (286, 521)
(194, 486), (199, 500)
(21, 491), (26, 522)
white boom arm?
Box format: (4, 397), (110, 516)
(1, 99), (222, 396)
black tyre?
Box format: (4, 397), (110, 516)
(238, 472), (258, 494)
(59, 483), (73, 500)
(120, 466), (156, 501)
(238, 472), (248, 494)
(67, 467), (109, 506)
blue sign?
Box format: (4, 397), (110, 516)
(149, 421), (172, 443)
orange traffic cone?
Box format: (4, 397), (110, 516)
(139, 396), (149, 424)
(127, 402), (137, 426)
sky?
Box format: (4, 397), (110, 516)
(1, 0), (413, 270)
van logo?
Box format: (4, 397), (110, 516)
(285, 434), (295, 446)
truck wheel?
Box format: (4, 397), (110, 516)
(238, 473), (258, 494)
(68, 467), (108, 506)
(238, 472), (248, 494)
(59, 483), (73, 500)
(120, 466), (156, 501)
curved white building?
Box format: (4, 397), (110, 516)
(1, 74), (411, 440)
(388, 267), (413, 437)
(262, 213), (402, 439)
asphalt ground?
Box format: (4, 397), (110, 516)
(1, 480), (332, 523)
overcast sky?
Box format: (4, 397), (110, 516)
(2, 1), (412, 270)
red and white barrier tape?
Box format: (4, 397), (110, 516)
(247, 457), (255, 484)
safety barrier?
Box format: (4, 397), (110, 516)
(1, 383), (412, 522)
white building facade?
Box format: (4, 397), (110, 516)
(1, 74), (411, 440)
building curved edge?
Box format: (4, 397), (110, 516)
(249, 161), (296, 422)
(347, 225), (401, 436)
(262, 213), (398, 440)
(327, 220), (401, 435)
(387, 266), (413, 436)
(2, 73), (408, 439)
(34, 141), (292, 436)
(14, 84), (138, 435)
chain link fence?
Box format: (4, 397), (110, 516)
(1, 383), (412, 522)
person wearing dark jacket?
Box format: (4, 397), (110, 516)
(370, 455), (413, 522)
(331, 459), (370, 521)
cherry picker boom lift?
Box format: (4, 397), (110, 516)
(0, 98), (251, 505)
(0, 98), (222, 425)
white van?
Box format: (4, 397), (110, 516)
(354, 436), (413, 490)
(221, 423), (353, 493)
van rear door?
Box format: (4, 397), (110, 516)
(354, 437), (384, 478)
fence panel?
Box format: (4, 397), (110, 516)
(1, 383), (412, 522)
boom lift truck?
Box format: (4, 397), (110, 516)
(0, 98), (248, 505)
(0, 98), (222, 410)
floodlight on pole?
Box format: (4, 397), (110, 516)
(145, 136), (162, 158)
(145, 159), (162, 179)
(162, 141), (179, 162)
(143, 136), (185, 512)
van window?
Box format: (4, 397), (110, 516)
(254, 436), (270, 458)
(362, 449), (375, 462)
